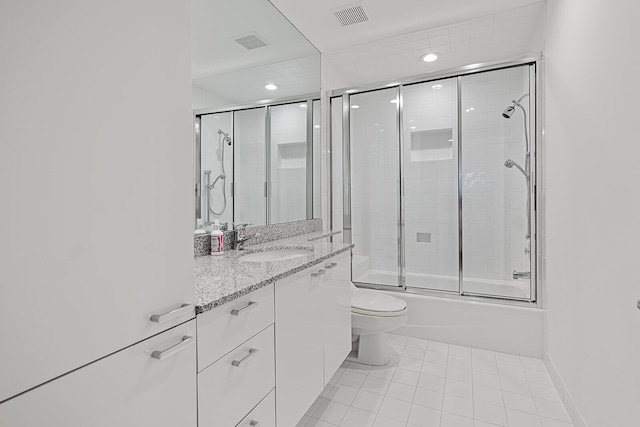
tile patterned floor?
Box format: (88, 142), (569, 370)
(296, 335), (573, 427)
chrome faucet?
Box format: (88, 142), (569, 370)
(513, 270), (531, 280)
(233, 223), (258, 250)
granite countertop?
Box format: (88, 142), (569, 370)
(194, 231), (353, 314)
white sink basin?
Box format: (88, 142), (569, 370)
(238, 248), (312, 262)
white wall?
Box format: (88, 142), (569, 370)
(545, 1), (640, 425)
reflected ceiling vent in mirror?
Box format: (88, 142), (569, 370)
(233, 32), (270, 50)
(332, 2), (369, 27)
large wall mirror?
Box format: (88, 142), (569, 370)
(191, 0), (321, 230)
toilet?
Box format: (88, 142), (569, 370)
(347, 284), (408, 366)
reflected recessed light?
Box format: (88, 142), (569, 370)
(314, 125), (320, 129)
(390, 99), (398, 104)
(420, 52), (439, 62)
(264, 83), (278, 90)
(378, 129), (384, 132)
(345, 89), (357, 93)
(465, 107), (475, 113)
(432, 84), (443, 90)
(410, 126), (417, 130)
(386, 82), (400, 87)
(258, 99), (272, 103)
(351, 105), (360, 109)
(448, 139), (453, 142)
(300, 104), (308, 108)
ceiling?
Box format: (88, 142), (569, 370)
(191, 0), (319, 79)
(269, 0), (544, 52)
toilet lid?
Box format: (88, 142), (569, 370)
(351, 290), (407, 316)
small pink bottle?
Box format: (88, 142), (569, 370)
(210, 220), (224, 255)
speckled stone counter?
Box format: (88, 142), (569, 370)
(194, 231), (353, 314)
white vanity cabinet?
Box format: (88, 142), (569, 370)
(0, 320), (197, 427)
(197, 284), (276, 427)
(275, 250), (352, 427)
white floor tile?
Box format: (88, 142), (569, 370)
(499, 377), (531, 396)
(525, 369), (554, 385)
(502, 390), (537, 414)
(445, 378), (473, 399)
(307, 340), (572, 427)
(360, 375), (391, 395)
(534, 398), (572, 423)
(418, 373), (446, 392)
(506, 408), (543, 427)
(407, 403), (442, 426)
(440, 411), (475, 427)
(413, 387), (444, 410)
(325, 384), (359, 406)
(340, 407), (377, 427)
(474, 402), (507, 426)
(392, 368), (420, 387)
(520, 356), (548, 371)
(351, 390), (385, 413)
(312, 400), (350, 425)
(399, 356), (423, 372)
(378, 396), (412, 422)
(386, 382), (417, 403)
(473, 385), (504, 407)
(473, 372), (501, 389)
(372, 414), (407, 427)
(337, 371), (368, 389)
(529, 383), (562, 403)
(443, 394), (474, 418)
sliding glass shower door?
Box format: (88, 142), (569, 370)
(349, 88), (401, 287)
(338, 62), (536, 302)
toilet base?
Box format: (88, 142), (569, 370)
(345, 333), (390, 366)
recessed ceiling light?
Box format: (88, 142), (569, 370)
(300, 104), (308, 108)
(258, 99), (271, 103)
(264, 83), (278, 90)
(390, 99), (398, 104)
(420, 52), (439, 63)
(410, 126), (417, 130)
(351, 105), (360, 109)
(314, 125), (320, 129)
(432, 84), (443, 90)
(386, 82), (400, 87)
(345, 89), (357, 93)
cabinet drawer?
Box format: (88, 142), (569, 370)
(236, 389), (275, 427)
(197, 283), (274, 371)
(0, 320), (197, 427)
(198, 325), (275, 427)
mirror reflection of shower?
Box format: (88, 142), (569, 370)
(204, 129), (232, 226)
(502, 93), (531, 240)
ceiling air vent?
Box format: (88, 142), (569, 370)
(233, 32), (269, 50)
(333, 3), (369, 27)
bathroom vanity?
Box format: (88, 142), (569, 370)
(194, 230), (353, 427)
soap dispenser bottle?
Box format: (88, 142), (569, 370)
(210, 220), (224, 256)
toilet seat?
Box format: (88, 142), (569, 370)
(351, 290), (407, 317)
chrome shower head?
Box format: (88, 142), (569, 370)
(502, 105), (516, 119)
(504, 159), (515, 168)
(504, 159), (528, 178)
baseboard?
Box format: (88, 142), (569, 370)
(544, 353), (589, 427)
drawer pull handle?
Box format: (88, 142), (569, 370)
(151, 336), (194, 360)
(250, 421), (260, 427)
(325, 262), (338, 269)
(231, 301), (259, 316)
(311, 269), (325, 277)
(150, 304), (192, 323)
(232, 348), (259, 367)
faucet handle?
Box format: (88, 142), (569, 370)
(233, 223), (252, 230)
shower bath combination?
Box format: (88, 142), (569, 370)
(204, 129), (232, 225)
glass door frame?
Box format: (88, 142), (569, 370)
(334, 55), (540, 305)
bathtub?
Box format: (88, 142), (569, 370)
(376, 288), (543, 358)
